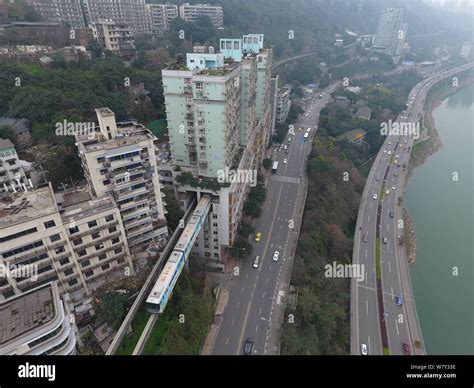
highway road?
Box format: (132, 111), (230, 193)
(351, 63), (473, 356)
(212, 84), (339, 355)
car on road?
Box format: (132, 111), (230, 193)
(395, 154), (399, 158)
(394, 172), (399, 177)
(255, 232), (261, 242)
(361, 344), (368, 355)
(285, 149), (289, 154)
(272, 251), (280, 262)
(383, 150), (387, 153)
(383, 237), (388, 244)
(253, 256), (260, 269)
(395, 295), (403, 306)
(388, 141), (392, 145)
(389, 211), (394, 218)
(363, 233), (368, 243)
(394, 159), (398, 165)
(404, 139), (408, 144)
(388, 151), (392, 155)
(284, 145), (287, 150)
(392, 186), (396, 191)
(373, 193), (378, 200)
(283, 159), (287, 164)
(402, 342), (411, 355)
(243, 338), (254, 355)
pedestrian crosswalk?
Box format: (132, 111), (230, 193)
(270, 175), (301, 184)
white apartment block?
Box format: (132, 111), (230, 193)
(275, 87), (291, 125)
(0, 282), (76, 355)
(26, 0), (86, 29)
(179, 3), (224, 29)
(82, 0), (148, 35)
(0, 139), (29, 194)
(75, 108), (168, 252)
(145, 3), (179, 35)
(0, 183), (132, 308)
(372, 8), (407, 62)
(91, 18), (135, 56)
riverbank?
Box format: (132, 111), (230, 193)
(402, 75), (474, 265)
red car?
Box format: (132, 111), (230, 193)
(402, 342), (411, 355)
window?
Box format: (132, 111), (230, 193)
(59, 257), (70, 266)
(101, 263), (110, 271)
(84, 270), (93, 278)
(44, 220), (56, 229)
(64, 268), (73, 276)
(81, 260), (90, 268)
(69, 226), (79, 234)
(50, 234), (61, 243)
(98, 254), (107, 261)
(73, 238), (83, 246)
(68, 279), (78, 286)
(111, 237), (119, 244)
(109, 226), (117, 233)
(105, 214), (114, 222)
(95, 243), (104, 251)
(78, 250), (86, 257)
(54, 246), (65, 255)
(114, 247), (123, 254)
(91, 232), (100, 240)
(88, 220), (98, 228)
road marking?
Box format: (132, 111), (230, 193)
(368, 215), (371, 222)
(388, 260), (391, 273)
(241, 287), (245, 293)
(255, 324), (259, 333)
(266, 277), (269, 284)
(366, 300), (369, 315)
(395, 319), (400, 336)
(245, 273), (248, 280)
(262, 291), (266, 299)
(226, 337), (229, 345)
(231, 317), (235, 326)
(391, 287), (394, 299)
(259, 307), (262, 315)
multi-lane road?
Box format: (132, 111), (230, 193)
(211, 84), (339, 355)
(351, 63), (474, 356)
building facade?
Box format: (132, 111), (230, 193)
(275, 87), (291, 125)
(372, 8), (407, 63)
(91, 18), (135, 57)
(26, 0), (86, 29)
(75, 108), (168, 252)
(0, 139), (29, 194)
(0, 282), (76, 355)
(179, 3), (223, 29)
(144, 3), (178, 35)
(0, 183), (132, 308)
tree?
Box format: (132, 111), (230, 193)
(0, 125), (17, 147)
(231, 238), (253, 259)
(164, 188), (184, 231)
(86, 40), (103, 59)
(238, 222), (255, 239)
(96, 292), (128, 329)
(243, 200), (262, 219)
(263, 158), (273, 170)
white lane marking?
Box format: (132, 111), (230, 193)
(262, 291), (266, 299)
(366, 300), (369, 315)
(391, 287), (394, 299)
(365, 250), (368, 259)
(241, 287), (245, 293)
(255, 324), (259, 333)
(395, 319), (400, 336)
(368, 215), (371, 222)
(388, 260), (391, 273)
(226, 337), (229, 345)
(231, 317), (235, 326)
(368, 336), (371, 353)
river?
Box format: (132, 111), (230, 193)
(405, 82), (473, 355)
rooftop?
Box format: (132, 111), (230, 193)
(76, 122), (156, 153)
(57, 189), (116, 221)
(0, 185), (57, 229)
(0, 282), (57, 347)
(0, 138), (14, 150)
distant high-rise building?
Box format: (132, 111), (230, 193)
(91, 18), (135, 58)
(145, 3), (179, 35)
(82, 0), (148, 35)
(275, 87), (291, 125)
(26, 0), (86, 29)
(372, 8), (407, 63)
(179, 3), (223, 29)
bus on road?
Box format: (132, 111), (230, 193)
(303, 132), (309, 140)
(272, 161), (278, 174)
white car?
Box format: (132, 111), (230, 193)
(383, 150), (387, 153)
(272, 251), (280, 262)
(361, 344), (368, 355)
(388, 151), (392, 155)
(283, 145), (288, 150)
(253, 256), (260, 269)
(283, 159), (287, 164)
(392, 186), (396, 191)
(373, 193), (378, 200)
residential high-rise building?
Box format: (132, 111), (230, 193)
(82, 0), (148, 35)
(26, 0), (86, 29)
(179, 3), (223, 29)
(91, 18), (135, 57)
(275, 87), (291, 125)
(75, 108), (168, 252)
(269, 75), (279, 139)
(372, 8), (407, 63)
(144, 3), (179, 35)
(162, 35), (272, 263)
(0, 183), (132, 308)
(0, 282), (77, 355)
